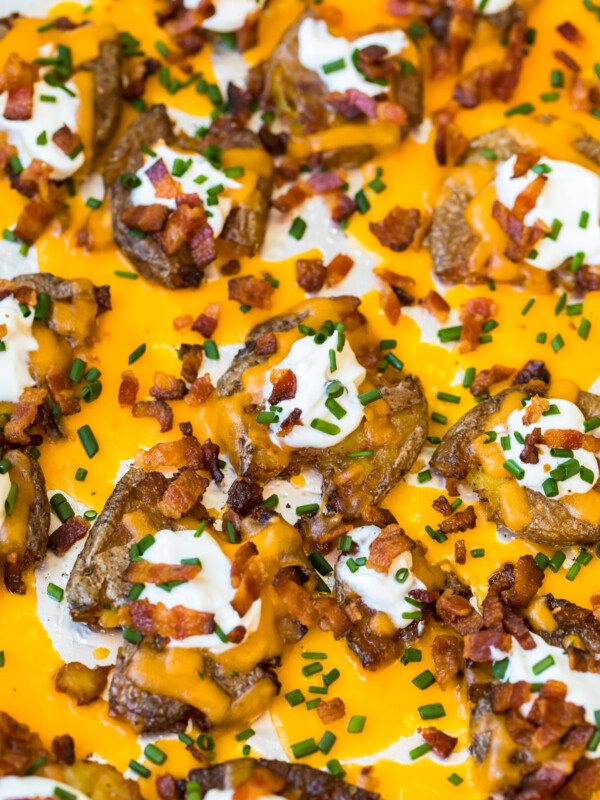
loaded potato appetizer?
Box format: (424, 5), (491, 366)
(215, 297), (428, 520)
(0, 15), (121, 243)
(0, 711), (140, 800)
(105, 105), (274, 288)
(429, 119), (600, 292)
(252, 8), (423, 169)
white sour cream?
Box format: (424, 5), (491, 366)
(474, 0), (514, 14)
(336, 525), (425, 628)
(262, 330), (366, 449)
(139, 529), (261, 652)
(0, 296), (37, 403)
(493, 397), (599, 498)
(297, 18), (408, 98)
(185, 0), (266, 32)
(0, 776), (91, 800)
(129, 142), (241, 237)
(494, 155), (600, 272)
(504, 631), (600, 726)
(0, 76), (84, 181)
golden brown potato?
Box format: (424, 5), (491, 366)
(55, 662), (109, 706)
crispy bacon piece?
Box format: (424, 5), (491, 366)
(433, 496), (453, 517)
(232, 768), (286, 800)
(4, 386), (47, 445)
(124, 561), (200, 584)
(273, 569), (314, 627)
(179, 343), (203, 383)
(15, 190), (63, 245)
(158, 203), (201, 254)
(0, 53), (38, 121)
(0, 711), (49, 774)
(463, 630), (511, 661)
(520, 426), (544, 465)
(439, 506), (476, 535)
(544, 429), (600, 453)
(437, 591), (483, 635)
(332, 193), (357, 223)
(132, 399), (174, 432)
(52, 126), (82, 158)
(325, 254), (354, 287)
(522, 394), (550, 426)
(455, 539), (466, 565)
(121, 204), (170, 233)
(459, 296), (497, 354)
(191, 302), (220, 338)
(230, 542), (266, 617)
(554, 48), (581, 72)
(313, 596), (352, 639)
(279, 407), (302, 436)
(130, 599), (214, 639)
(52, 734), (75, 765)
(503, 606), (536, 650)
(47, 516), (89, 557)
(431, 634), (463, 689)
(454, 64), (496, 109)
(556, 759), (600, 800)
(201, 438), (223, 482)
(185, 374), (214, 406)
(345, 88), (378, 118)
(514, 359), (550, 387)
(369, 207), (420, 252)
(421, 728), (457, 759)
(379, 282), (401, 325)
(493, 681), (530, 712)
(4, 555), (24, 594)
(221, 259), (240, 276)
(367, 524), (413, 573)
(317, 697), (345, 724)
(493, 16), (526, 102)
(513, 149), (543, 179)
(470, 365), (515, 397)
(268, 369), (297, 405)
(228, 276), (274, 309)
(377, 101), (407, 124)
(271, 185), (307, 214)
(420, 290), (450, 322)
(156, 775), (176, 800)
(118, 370), (139, 406)
(307, 170), (344, 194)
(150, 371), (187, 401)
(123, 57), (160, 101)
(156, 469), (208, 519)
(255, 332), (277, 355)
(134, 435), (204, 471)
(146, 158), (180, 199)
(227, 478), (263, 515)
(46, 367), (80, 415)
(296, 258), (326, 293)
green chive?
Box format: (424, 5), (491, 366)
(412, 670), (435, 690)
(418, 703), (445, 720)
(548, 550), (566, 573)
(47, 583), (64, 602)
(409, 743), (432, 760)
(296, 503), (319, 515)
(289, 217), (307, 240)
(318, 731), (337, 754)
(291, 739), (318, 758)
(144, 744), (166, 765)
(437, 392), (460, 404)
(128, 343), (146, 364)
(505, 102), (535, 117)
(77, 425), (98, 458)
(348, 715), (366, 733)
(311, 418), (341, 435)
(532, 654), (555, 675)
(448, 774), (463, 786)
(286, 689), (305, 706)
(322, 58), (346, 74)
(4, 482), (18, 516)
(463, 367), (475, 388)
(128, 760), (150, 778)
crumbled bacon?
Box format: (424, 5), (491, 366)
(386, 0), (441, 15)
(230, 542), (266, 617)
(454, 539), (466, 565)
(46, 367), (80, 415)
(421, 728), (458, 759)
(522, 394), (550, 426)
(470, 365), (515, 397)
(268, 368), (297, 405)
(463, 630), (511, 661)
(118, 370), (139, 406)
(51, 734), (75, 765)
(307, 170), (344, 194)
(134, 435), (205, 471)
(150, 371), (187, 401)
(179, 343), (203, 382)
(554, 48), (581, 72)
(4, 386), (47, 445)
(228, 276), (274, 309)
(185, 374), (214, 406)
(132, 399), (173, 432)
(332, 193), (357, 222)
(130, 599), (214, 639)
(313, 596), (352, 639)
(433, 495), (454, 517)
(258, 125), (289, 157)
(439, 505), (476, 534)
(120, 204), (170, 233)
(156, 774), (176, 800)
(493, 681), (531, 712)
(431, 634), (463, 689)
(325, 254), (354, 287)
(227, 478), (263, 516)
(520, 427), (544, 465)
(436, 591), (483, 635)
(156, 469), (208, 519)
(272, 569), (314, 627)
(279, 407), (302, 436)
(0, 53), (38, 121)
(51, 126), (82, 158)
(433, 106), (470, 166)
(255, 332), (277, 355)
(296, 258), (326, 293)
(369, 207), (420, 252)
(232, 768), (286, 800)
(146, 158), (180, 199)
(493, 16), (526, 102)
(514, 359), (550, 387)
(420, 290), (450, 322)
(191, 302), (220, 338)
(513, 149), (543, 178)
(124, 561), (201, 584)
(345, 88), (378, 118)
(201, 438), (223, 482)
(122, 57), (160, 101)
(459, 296), (498, 354)
(220, 259), (240, 276)
(15, 189), (64, 245)
(367, 525), (413, 573)
(271, 185), (307, 214)
(47, 516), (90, 557)
(379, 283), (402, 325)
(317, 697), (345, 724)
(4, 554), (25, 594)
(545, 428), (600, 453)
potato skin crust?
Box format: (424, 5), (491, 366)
(106, 105), (274, 288)
(430, 388), (600, 546)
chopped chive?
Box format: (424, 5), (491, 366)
(5, 482), (19, 516)
(34, 292), (51, 321)
(261, 494), (279, 509)
(571, 251), (585, 272)
(322, 58), (346, 74)
(194, 520), (207, 537)
(554, 293), (567, 315)
(431, 412), (448, 425)
(470, 548), (485, 558)
(308, 551), (333, 575)
(347, 449), (374, 458)
(548, 550), (566, 573)
(323, 668), (339, 686)
(291, 739), (318, 759)
(437, 325), (462, 343)
(286, 689), (305, 706)
(579, 210), (590, 229)
(77, 425), (99, 458)
(289, 217), (307, 240)
(128, 343), (146, 364)
(311, 418), (341, 435)
(409, 743), (432, 760)
(503, 460), (525, 479)
(417, 470), (431, 483)
(348, 715), (366, 733)
(566, 563), (581, 581)
(129, 760), (150, 778)
(144, 744), (166, 765)
(448, 774), (463, 786)
(437, 391), (460, 404)
(412, 670), (435, 690)
(505, 102), (535, 117)
(462, 367), (475, 388)
(542, 477), (559, 498)
(532, 654), (555, 675)
(401, 647), (422, 665)
(492, 658), (509, 679)
(235, 728), (255, 741)
(567, 303), (583, 316)
(551, 68), (564, 87)
(354, 189), (370, 214)
(579, 318), (591, 340)
(123, 626), (142, 646)
(536, 332), (547, 344)
(303, 651), (328, 659)
(480, 146), (497, 160)
(296, 503), (319, 515)
(47, 583), (64, 602)
(418, 703), (445, 720)
(551, 334), (564, 353)
(327, 759), (346, 779)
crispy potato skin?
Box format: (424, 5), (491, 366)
(106, 105), (274, 288)
(217, 298), (428, 518)
(430, 388), (600, 545)
(19, 450), (51, 570)
(80, 38), (123, 163)
(55, 662), (109, 705)
(186, 758), (380, 800)
(257, 9), (423, 167)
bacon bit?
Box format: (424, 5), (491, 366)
(470, 365), (515, 397)
(268, 368), (297, 405)
(503, 606), (536, 650)
(314, 596), (352, 639)
(307, 170), (344, 194)
(150, 371), (187, 401)
(433, 107), (469, 167)
(568, 648), (600, 674)
(121, 204), (170, 233)
(122, 57), (160, 102)
(437, 591), (483, 635)
(379, 283), (402, 326)
(146, 158), (180, 199)
(332, 193), (357, 223)
(201, 438), (223, 482)
(458, 296), (498, 354)
(278, 407), (302, 436)
(420, 290), (450, 322)
(431, 634), (463, 689)
(191, 302), (220, 338)
(15, 191), (64, 245)
(132, 400), (173, 432)
(493, 16), (526, 102)
(4, 386), (47, 445)
(220, 259), (240, 276)
(230, 543), (266, 617)
(47, 516), (90, 557)
(493, 681), (531, 713)
(433, 496), (454, 517)
(492, 202), (548, 263)
(273, 569), (315, 627)
(255, 332), (277, 356)
(439, 505), (476, 534)
(227, 478), (263, 515)
(454, 539), (466, 565)
(296, 258), (326, 293)
(554, 49), (581, 72)
(315, 697), (345, 725)
(369, 207), (420, 252)
(271, 185), (307, 214)
(377, 101), (407, 124)
(520, 426), (544, 465)
(421, 728), (457, 759)
(513, 149), (543, 178)
(228, 276), (274, 310)
(514, 359), (550, 387)
(366, 524), (413, 573)
(51, 734), (75, 765)
(522, 394), (550, 426)
(118, 370), (139, 407)
(51, 126), (82, 158)
(386, 0), (441, 16)
(155, 775), (176, 800)
(179, 343), (203, 382)
(258, 125), (289, 157)
(46, 367), (80, 415)
(345, 88), (378, 118)
(185, 374), (214, 406)
(156, 469), (208, 519)
(134, 436), (205, 471)
(463, 630), (512, 661)
(545, 428), (600, 453)
(454, 64), (496, 109)
(130, 599), (214, 639)
(325, 254), (354, 288)
(125, 561), (200, 585)
(3, 554), (24, 594)
(158, 203), (202, 254)
(0, 53), (38, 121)
(232, 768), (286, 800)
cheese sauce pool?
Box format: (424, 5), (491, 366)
(1, 2), (600, 800)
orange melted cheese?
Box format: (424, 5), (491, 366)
(1, 1), (600, 800)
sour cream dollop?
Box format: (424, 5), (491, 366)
(129, 142), (241, 237)
(262, 330), (367, 449)
(336, 525), (425, 629)
(183, 0), (267, 32)
(138, 529), (261, 652)
(492, 397), (599, 498)
(494, 155), (600, 271)
(0, 296), (37, 403)
(297, 17), (408, 97)
(0, 74), (84, 181)
(0, 776), (92, 800)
